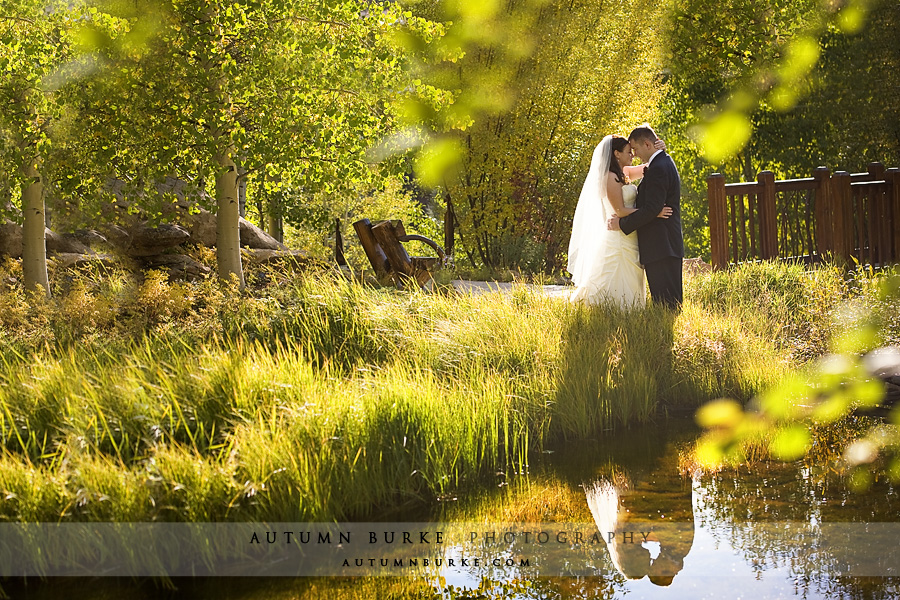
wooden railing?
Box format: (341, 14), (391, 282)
(708, 163), (900, 269)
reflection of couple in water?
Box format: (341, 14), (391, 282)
(585, 466), (695, 586)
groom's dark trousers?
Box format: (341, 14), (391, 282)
(645, 257), (683, 309)
(618, 150), (684, 309)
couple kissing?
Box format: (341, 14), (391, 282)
(567, 125), (684, 310)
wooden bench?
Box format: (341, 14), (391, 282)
(352, 218), (446, 289)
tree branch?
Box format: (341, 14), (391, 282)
(0, 15), (35, 24)
(262, 16), (350, 28)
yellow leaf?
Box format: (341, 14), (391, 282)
(769, 425), (811, 461)
(694, 111), (751, 163)
(694, 437), (725, 469)
(812, 395), (850, 423)
(769, 85), (797, 112)
(779, 36), (820, 82)
(837, 5), (866, 34)
(415, 138), (462, 188)
(851, 379), (885, 408)
(696, 398), (744, 429)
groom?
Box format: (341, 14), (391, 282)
(608, 125), (684, 308)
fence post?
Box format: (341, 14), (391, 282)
(888, 168), (900, 264)
(832, 171), (853, 264)
(757, 170), (778, 259)
(444, 194), (456, 258)
(707, 173), (728, 269)
(335, 218), (347, 266)
(813, 167), (831, 258)
(868, 162), (885, 181)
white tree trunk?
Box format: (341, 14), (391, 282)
(215, 152), (245, 287)
(22, 159), (50, 297)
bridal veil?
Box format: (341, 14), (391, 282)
(567, 135), (613, 288)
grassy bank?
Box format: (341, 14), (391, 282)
(0, 258), (893, 523)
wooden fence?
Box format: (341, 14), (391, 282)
(708, 163), (900, 269)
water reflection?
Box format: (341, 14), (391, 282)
(565, 419), (900, 599)
(5, 419), (900, 599)
(585, 479), (695, 585)
(584, 424), (696, 586)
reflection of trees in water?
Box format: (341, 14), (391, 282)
(435, 419), (899, 599)
(697, 461), (900, 525)
(514, 576), (620, 598)
(696, 460), (900, 600)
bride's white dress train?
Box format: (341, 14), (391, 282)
(570, 183), (645, 308)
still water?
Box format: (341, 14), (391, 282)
(4, 418), (899, 599)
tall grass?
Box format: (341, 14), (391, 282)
(0, 257), (888, 523)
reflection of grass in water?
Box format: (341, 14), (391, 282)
(0, 262), (863, 523)
(436, 473), (596, 524)
(0, 576), (441, 600)
(682, 415), (900, 524)
(680, 415), (881, 476)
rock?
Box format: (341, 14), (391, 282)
(1, 223), (114, 257)
(683, 257), (713, 275)
(69, 229), (108, 248)
(243, 248), (310, 265)
(46, 229), (92, 255)
(240, 217), (287, 250)
(50, 253), (118, 269)
(101, 224), (132, 250)
(184, 209), (288, 250)
(129, 223), (191, 257)
(99, 222), (192, 257)
(184, 208), (218, 247)
(885, 380), (900, 407)
(0, 221), (23, 258)
(864, 346), (900, 378)
(141, 254), (212, 281)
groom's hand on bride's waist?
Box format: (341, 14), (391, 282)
(607, 215), (621, 231)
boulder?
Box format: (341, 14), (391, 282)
(243, 248), (310, 265)
(50, 253), (118, 269)
(46, 229), (92, 255)
(184, 208), (218, 247)
(0, 221), (23, 258)
(127, 223), (191, 257)
(184, 208), (287, 250)
(240, 217), (287, 251)
(69, 229), (108, 248)
(141, 253), (212, 281)
(100, 224), (132, 250)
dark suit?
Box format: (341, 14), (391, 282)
(618, 151), (684, 308)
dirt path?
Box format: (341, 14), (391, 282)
(450, 279), (572, 299)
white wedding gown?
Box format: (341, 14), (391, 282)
(570, 184), (646, 308)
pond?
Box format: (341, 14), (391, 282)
(4, 418), (899, 599)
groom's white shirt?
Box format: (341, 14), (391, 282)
(646, 148), (663, 167)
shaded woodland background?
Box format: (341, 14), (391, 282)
(1, 0), (898, 289)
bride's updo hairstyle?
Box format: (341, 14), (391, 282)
(609, 135), (629, 183)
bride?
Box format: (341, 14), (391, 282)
(567, 135), (672, 308)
